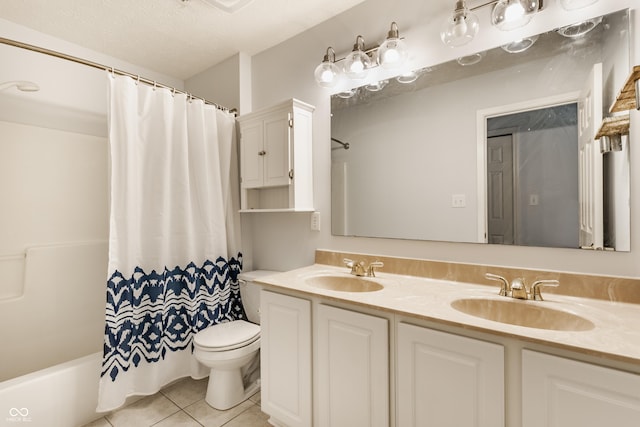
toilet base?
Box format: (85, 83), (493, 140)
(205, 368), (260, 410)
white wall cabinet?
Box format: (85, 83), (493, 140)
(522, 350), (640, 427)
(260, 290), (312, 427)
(316, 304), (389, 427)
(397, 322), (505, 427)
(237, 98), (314, 212)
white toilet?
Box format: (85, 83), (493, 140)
(193, 270), (276, 410)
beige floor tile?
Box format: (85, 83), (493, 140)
(152, 410), (202, 427)
(184, 399), (253, 427)
(81, 417), (113, 427)
(220, 405), (270, 427)
(106, 393), (180, 427)
(161, 377), (208, 408)
(248, 391), (261, 406)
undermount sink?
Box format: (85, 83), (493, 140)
(450, 298), (595, 331)
(306, 275), (384, 293)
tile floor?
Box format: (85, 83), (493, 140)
(83, 378), (270, 427)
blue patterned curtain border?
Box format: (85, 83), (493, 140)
(101, 253), (244, 381)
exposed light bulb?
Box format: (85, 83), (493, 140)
(441, 1), (479, 47)
(320, 69), (334, 82)
(314, 47), (340, 88)
(504, 2), (525, 21)
(381, 44), (400, 64)
(344, 36), (371, 80)
(491, 0), (538, 31)
(377, 22), (408, 69)
(453, 16), (468, 38)
(350, 59), (365, 73)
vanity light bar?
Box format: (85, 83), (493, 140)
(314, 22), (408, 88)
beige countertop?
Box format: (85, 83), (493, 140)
(257, 264), (640, 365)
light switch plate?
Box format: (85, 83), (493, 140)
(452, 194), (466, 208)
(310, 211), (321, 231)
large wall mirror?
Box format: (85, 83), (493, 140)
(331, 9), (630, 251)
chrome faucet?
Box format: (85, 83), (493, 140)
(343, 258), (384, 277)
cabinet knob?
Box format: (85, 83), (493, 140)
(289, 169), (294, 179)
(258, 150), (266, 156)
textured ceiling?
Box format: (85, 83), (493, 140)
(0, 0), (368, 80)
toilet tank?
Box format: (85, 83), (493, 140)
(238, 270), (279, 324)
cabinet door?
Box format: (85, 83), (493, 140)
(240, 120), (264, 189)
(522, 350), (640, 427)
(263, 111), (291, 188)
(316, 304), (389, 427)
(397, 322), (504, 427)
(260, 290), (312, 427)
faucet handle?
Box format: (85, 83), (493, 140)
(367, 261), (384, 277)
(485, 273), (510, 297)
(343, 258), (365, 276)
(530, 280), (559, 301)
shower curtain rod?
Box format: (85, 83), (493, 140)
(331, 137), (350, 150)
(0, 36), (236, 114)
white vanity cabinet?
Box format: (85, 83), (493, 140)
(522, 350), (640, 427)
(237, 98), (314, 212)
(315, 304), (389, 427)
(397, 322), (505, 427)
(260, 290), (312, 427)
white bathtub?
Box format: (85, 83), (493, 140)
(0, 242), (108, 426)
(0, 352), (105, 427)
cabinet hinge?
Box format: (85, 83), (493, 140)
(289, 169), (294, 180)
(288, 118), (293, 128)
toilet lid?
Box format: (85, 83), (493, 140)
(194, 320), (260, 351)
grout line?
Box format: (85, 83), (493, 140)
(182, 409), (205, 427)
(149, 406), (183, 427)
(219, 402), (260, 426)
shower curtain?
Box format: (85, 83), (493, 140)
(97, 74), (244, 411)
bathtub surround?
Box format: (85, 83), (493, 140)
(0, 119), (109, 382)
(98, 75), (245, 411)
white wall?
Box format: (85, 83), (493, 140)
(248, 0), (640, 277)
(185, 52), (254, 116)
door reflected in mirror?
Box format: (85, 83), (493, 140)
(485, 103), (579, 248)
(331, 9), (630, 251)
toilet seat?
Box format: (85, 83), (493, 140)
(194, 320), (260, 351)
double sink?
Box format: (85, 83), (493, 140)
(305, 274), (594, 332)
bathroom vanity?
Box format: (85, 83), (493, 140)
(257, 252), (640, 427)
